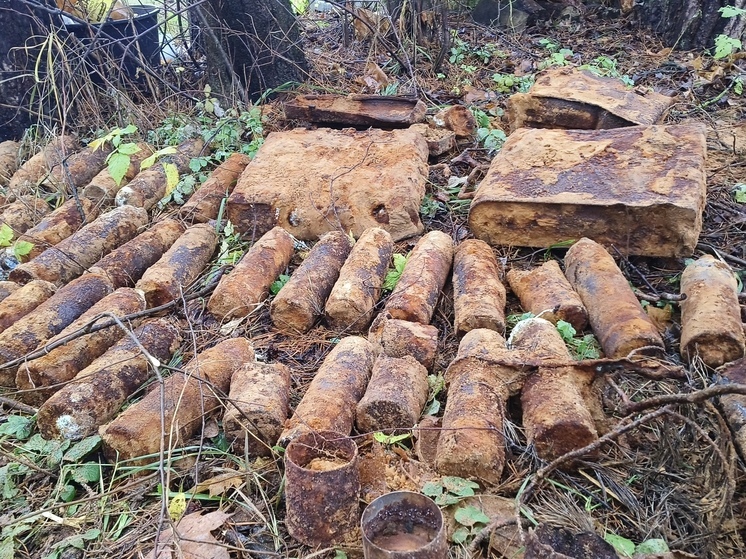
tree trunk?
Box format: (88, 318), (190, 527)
(199, 0), (308, 101)
(634, 0), (746, 50)
(0, 0), (58, 141)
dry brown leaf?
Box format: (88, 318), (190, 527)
(192, 470), (244, 497)
(149, 509), (232, 559)
(645, 304), (673, 333)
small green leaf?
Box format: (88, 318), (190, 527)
(720, 5), (746, 18)
(373, 432), (411, 445)
(117, 142), (141, 156)
(71, 463), (101, 484)
(451, 526), (471, 544)
(333, 550), (347, 559)
(107, 152), (131, 186)
(636, 539), (669, 553)
(59, 484), (77, 502)
(0, 415), (33, 439)
(435, 493), (460, 506)
(13, 241), (34, 260)
(423, 399), (440, 416)
(63, 435), (101, 462)
(454, 505), (491, 527)
(421, 481), (443, 497)
(0, 224), (13, 246)
(270, 274), (290, 295)
(442, 476), (479, 497)
(556, 320), (576, 341)
(604, 533), (635, 558)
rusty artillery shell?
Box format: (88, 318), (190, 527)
(208, 226), (295, 321)
(82, 142), (154, 203)
(361, 491), (447, 559)
(8, 135), (79, 194)
(43, 143), (112, 191)
(564, 237), (663, 358)
(280, 336), (376, 443)
(89, 218), (185, 289)
(1, 195), (50, 234)
(0, 140), (20, 185)
(115, 138), (206, 210)
(134, 223), (218, 307)
(223, 361), (291, 455)
(368, 311), (438, 370)
(355, 354), (428, 433)
(9, 205), (149, 286)
(37, 318), (180, 440)
(384, 231), (454, 324)
(285, 431), (361, 546)
(507, 259), (588, 331)
(453, 239), (506, 335)
(101, 338), (254, 465)
(180, 153), (250, 223)
(0, 273), (113, 386)
(414, 415), (442, 466)
(0, 279), (56, 333)
(680, 255), (746, 367)
(325, 227), (394, 332)
(17, 198), (100, 260)
(0, 281), (20, 302)
(435, 328), (518, 486)
(510, 317), (598, 462)
(270, 230), (353, 333)
(16, 287), (147, 405)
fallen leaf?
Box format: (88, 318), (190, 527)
(149, 509), (232, 559)
(193, 470), (244, 497)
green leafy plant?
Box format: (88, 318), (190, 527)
(507, 311), (535, 328)
(0, 223), (33, 260)
(492, 72), (534, 93)
(216, 221), (245, 267)
(714, 6), (746, 58)
(373, 432), (411, 447)
(90, 124), (140, 186)
(733, 183), (746, 203)
(604, 533), (669, 558)
(422, 476), (480, 506)
(579, 56), (634, 86)
(270, 274), (290, 295)
(423, 373), (445, 416)
(555, 319), (601, 360)
(452, 505), (491, 544)
(383, 253), (408, 292)
(472, 108), (508, 154)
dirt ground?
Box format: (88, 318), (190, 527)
(1, 6), (746, 559)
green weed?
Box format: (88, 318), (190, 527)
(383, 253), (408, 292)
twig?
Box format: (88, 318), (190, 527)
(468, 517), (519, 553)
(611, 245), (658, 295)
(620, 382), (746, 415)
(697, 242), (746, 268)
(0, 269), (225, 371)
(515, 405), (673, 536)
(0, 395), (38, 414)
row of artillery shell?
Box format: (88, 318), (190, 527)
(0, 139), (237, 268)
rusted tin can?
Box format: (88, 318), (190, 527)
(284, 431), (361, 546)
(361, 491), (447, 559)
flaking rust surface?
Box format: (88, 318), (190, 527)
(507, 67), (673, 130)
(227, 128), (429, 241)
(469, 123), (707, 257)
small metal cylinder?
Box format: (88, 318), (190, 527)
(361, 491), (447, 559)
(285, 431), (361, 546)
